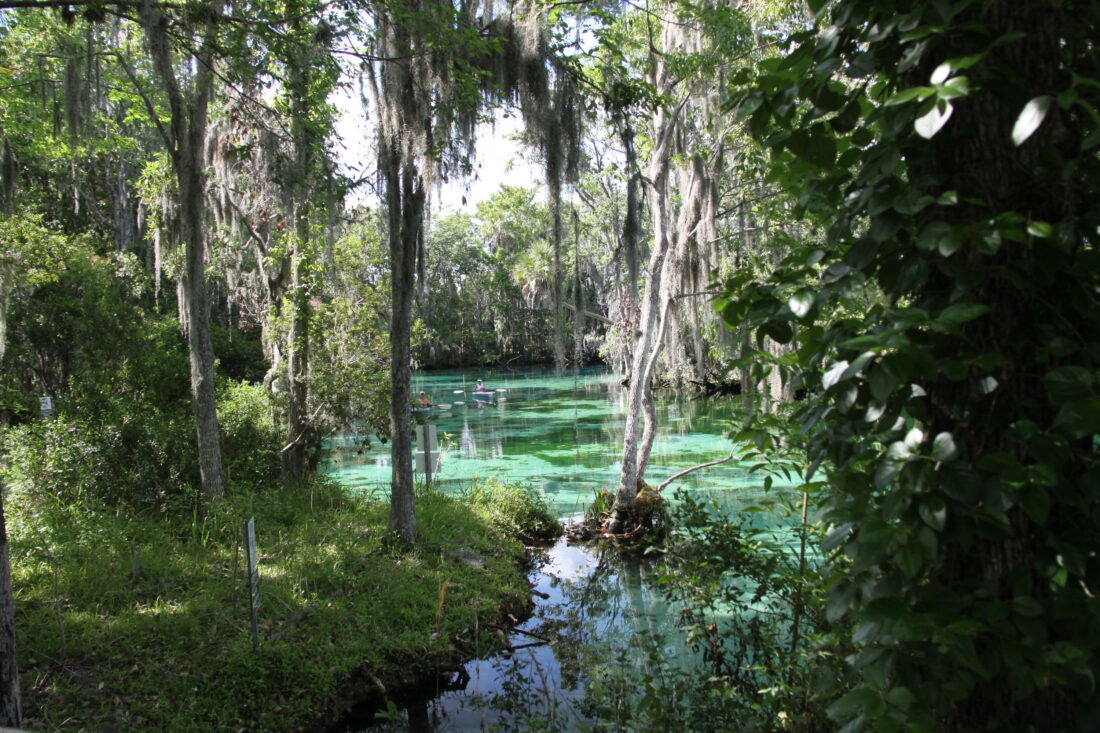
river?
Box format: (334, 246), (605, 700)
(322, 367), (798, 731)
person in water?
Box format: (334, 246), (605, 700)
(416, 390), (432, 407)
(475, 378), (486, 391)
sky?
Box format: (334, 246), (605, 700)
(331, 89), (542, 213)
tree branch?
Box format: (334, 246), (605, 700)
(656, 446), (737, 493)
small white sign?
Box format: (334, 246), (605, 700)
(39, 395), (53, 417)
(415, 424), (438, 451)
(414, 451), (441, 473)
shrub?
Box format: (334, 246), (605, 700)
(218, 380), (280, 488)
(463, 477), (560, 543)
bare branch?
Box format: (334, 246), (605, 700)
(656, 447), (737, 493)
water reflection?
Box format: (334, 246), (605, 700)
(324, 367), (794, 732)
(339, 539), (715, 732)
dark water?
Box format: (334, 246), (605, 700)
(323, 367), (796, 731)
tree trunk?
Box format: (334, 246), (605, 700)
(280, 23), (320, 485)
(179, 147), (225, 504)
(141, 0), (225, 505)
(609, 18), (684, 533)
(910, 2), (1078, 726)
(634, 296), (672, 482)
(572, 209), (584, 368)
(281, 246), (310, 482)
(610, 109), (674, 532)
(0, 273), (20, 728)
(739, 325), (754, 420)
(386, 157), (422, 545)
(618, 118), (642, 301)
(0, 490), (19, 729)
(550, 184), (567, 373)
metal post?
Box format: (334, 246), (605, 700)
(243, 517), (260, 653)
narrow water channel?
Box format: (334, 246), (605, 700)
(323, 367), (795, 731)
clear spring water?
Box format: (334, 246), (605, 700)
(323, 366), (799, 731)
(323, 366), (784, 516)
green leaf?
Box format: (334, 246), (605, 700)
(886, 686), (916, 709)
(917, 526), (939, 560)
(823, 360), (850, 390)
(1054, 397), (1100, 438)
(937, 302), (989, 326)
(853, 621), (881, 643)
(888, 440), (913, 460)
(916, 221), (951, 251)
(828, 687), (879, 721)
(944, 52), (984, 71)
(919, 497), (947, 531)
(915, 100), (954, 138)
(760, 320), (793, 344)
(822, 522), (854, 553)
(869, 365), (898, 403)
(827, 580), (857, 622)
(786, 129), (838, 169)
(1020, 486), (1050, 524)
(875, 457), (904, 486)
(721, 299), (748, 325)
(904, 426), (925, 450)
(885, 86), (934, 106)
(841, 351), (876, 382)
(1027, 220), (1053, 238)
(938, 233), (962, 257)
(1044, 366), (1095, 401)
(1013, 596), (1044, 617)
(930, 62), (952, 85)
(931, 432), (958, 461)
(789, 289), (815, 318)
(977, 452), (1027, 482)
(938, 76), (970, 100)
(1012, 96), (1052, 146)
(979, 229), (1002, 254)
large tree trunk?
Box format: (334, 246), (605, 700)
(911, 2), (1078, 726)
(619, 121), (642, 299)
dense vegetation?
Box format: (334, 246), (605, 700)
(1, 0), (1098, 729)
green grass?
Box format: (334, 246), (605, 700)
(8, 477), (542, 731)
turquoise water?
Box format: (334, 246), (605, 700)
(325, 367), (801, 732)
(323, 366), (778, 518)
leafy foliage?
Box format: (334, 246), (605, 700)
(1, 245), (280, 510)
(721, 0), (1100, 728)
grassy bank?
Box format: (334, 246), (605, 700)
(7, 478), (557, 731)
